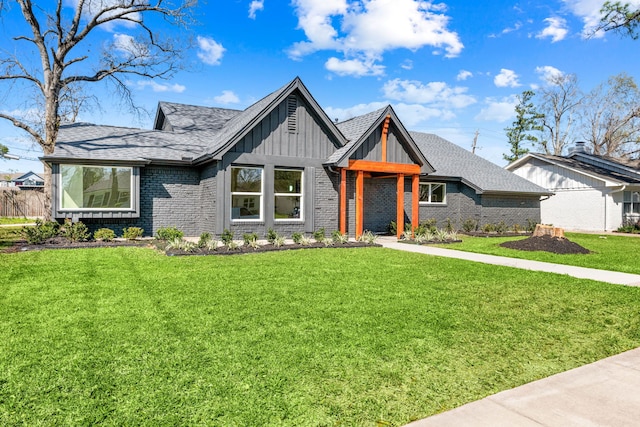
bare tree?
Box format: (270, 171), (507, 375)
(581, 73), (640, 157)
(0, 0), (196, 218)
(537, 73), (583, 156)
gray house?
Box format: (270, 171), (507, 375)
(43, 77), (549, 237)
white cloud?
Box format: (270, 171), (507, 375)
(325, 101), (388, 122)
(113, 34), (137, 54)
(382, 78), (476, 109)
(536, 17), (568, 42)
(288, 0), (463, 74)
(197, 36), (225, 65)
(136, 81), (186, 93)
(400, 59), (413, 70)
(324, 101), (453, 127)
(494, 69), (520, 88)
(475, 96), (517, 123)
(77, 0), (140, 31)
(248, 0), (264, 19)
(213, 90), (240, 104)
(325, 56), (385, 77)
(457, 70), (472, 81)
(535, 65), (564, 83)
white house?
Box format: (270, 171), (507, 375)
(506, 142), (640, 231)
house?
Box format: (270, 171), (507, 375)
(42, 77), (549, 237)
(506, 142), (640, 231)
(0, 171), (45, 190)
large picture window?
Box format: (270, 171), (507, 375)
(419, 182), (446, 204)
(231, 166), (263, 220)
(60, 165), (132, 209)
(274, 169), (303, 220)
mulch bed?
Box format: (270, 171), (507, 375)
(3, 237), (154, 253)
(500, 235), (591, 255)
(164, 241), (378, 256)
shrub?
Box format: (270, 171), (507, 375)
(243, 232), (258, 246)
(388, 220), (397, 236)
(197, 232), (212, 248)
(220, 229), (234, 245)
(481, 223), (495, 233)
(22, 219), (60, 244)
(94, 228), (116, 242)
(512, 223), (522, 233)
(444, 218), (455, 232)
(156, 226), (184, 241)
(273, 234), (286, 247)
(292, 232), (303, 244)
(122, 227), (144, 240)
(422, 218), (437, 232)
(526, 218), (538, 233)
(495, 221), (507, 234)
(331, 230), (348, 244)
(401, 230), (413, 241)
(358, 230), (378, 245)
(299, 235), (312, 246)
(462, 218), (478, 233)
(312, 227), (326, 242)
(266, 228), (278, 244)
(61, 219), (90, 242)
(166, 237), (196, 252)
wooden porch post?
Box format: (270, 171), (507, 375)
(412, 174), (419, 236)
(396, 174), (404, 239)
(356, 170), (364, 238)
(339, 168), (347, 234)
(381, 114), (390, 163)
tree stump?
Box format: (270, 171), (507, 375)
(532, 224), (565, 239)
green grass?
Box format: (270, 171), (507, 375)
(1, 247), (639, 426)
(0, 226), (23, 248)
(0, 217), (34, 225)
(438, 233), (640, 275)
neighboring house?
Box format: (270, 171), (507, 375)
(43, 77), (549, 237)
(506, 142), (640, 231)
(0, 171), (45, 190)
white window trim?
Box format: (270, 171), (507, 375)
(58, 164), (135, 211)
(274, 168), (304, 222)
(230, 166), (264, 222)
(419, 182), (447, 205)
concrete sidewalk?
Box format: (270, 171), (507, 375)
(378, 237), (640, 287)
(405, 347), (640, 427)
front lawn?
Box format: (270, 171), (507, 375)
(439, 232), (640, 275)
(1, 247), (639, 426)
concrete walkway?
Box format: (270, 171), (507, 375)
(378, 237), (640, 287)
(405, 347), (640, 427)
(377, 237), (640, 426)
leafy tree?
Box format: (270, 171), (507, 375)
(503, 90), (543, 162)
(581, 73), (640, 157)
(0, 0), (196, 218)
(538, 73), (583, 156)
(599, 1), (640, 38)
(0, 144), (7, 157)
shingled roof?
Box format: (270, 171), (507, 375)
(411, 132), (551, 195)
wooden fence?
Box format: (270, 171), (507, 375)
(0, 189), (45, 218)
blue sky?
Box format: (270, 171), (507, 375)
(2, 0), (640, 174)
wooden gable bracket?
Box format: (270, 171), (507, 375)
(381, 114), (391, 163)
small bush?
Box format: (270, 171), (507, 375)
(166, 237), (196, 252)
(401, 230), (413, 241)
(243, 232), (258, 246)
(266, 228), (278, 244)
(444, 218), (455, 232)
(526, 218), (538, 233)
(156, 226), (184, 241)
(462, 218), (478, 233)
(225, 240), (239, 251)
(299, 235), (312, 246)
(292, 232), (303, 244)
(388, 221), (397, 236)
(512, 223), (522, 233)
(313, 227), (326, 242)
(61, 219), (90, 242)
(122, 227), (144, 240)
(220, 229), (234, 245)
(273, 234), (286, 247)
(22, 220), (60, 244)
(358, 230), (378, 245)
(331, 230), (348, 244)
(422, 218), (437, 232)
(198, 232), (212, 248)
(495, 221), (507, 234)
(481, 223), (495, 233)
(94, 228), (116, 242)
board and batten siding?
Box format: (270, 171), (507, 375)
(228, 94), (339, 160)
(351, 124), (415, 164)
(512, 158), (606, 190)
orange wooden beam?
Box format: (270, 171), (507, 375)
(397, 174), (404, 239)
(356, 170), (364, 238)
(347, 159), (420, 175)
(412, 174), (419, 237)
(381, 114), (390, 163)
(339, 168), (347, 234)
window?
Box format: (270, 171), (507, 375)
(419, 182), (446, 204)
(274, 169), (303, 220)
(60, 165), (133, 209)
(623, 191), (640, 215)
(231, 166), (263, 220)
